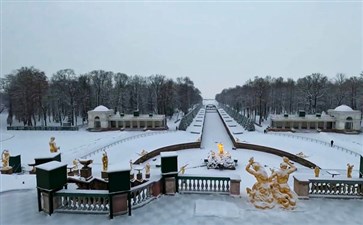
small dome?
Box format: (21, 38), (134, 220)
(93, 105), (110, 111)
(334, 105), (353, 111)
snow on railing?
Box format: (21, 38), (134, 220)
(309, 178), (363, 197)
(79, 131), (176, 159)
(178, 175), (230, 194)
(268, 132), (361, 157)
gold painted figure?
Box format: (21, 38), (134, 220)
(1, 150), (10, 168)
(73, 159), (79, 170)
(145, 162), (151, 175)
(218, 143), (224, 155)
(49, 137), (60, 153)
(245, 157), (274, 209)
(102, 151), (108, 171)
(347, 163), (354, 178)
(179, 164), (188, 175)
(269, 157), (297, 209)
(314, 166), (320, 177)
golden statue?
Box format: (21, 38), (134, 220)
(179, 164), (188, 175)
(1, 150), (10, 168)
(145, 162), (151, 175)
(102, 151), (108, 171)
(138, 149), (148, 156)
(314, 166), (320, 177)
(245, 157), (274, 209)
(73, 159), (79, 170)
(347, 163), (354, 178)
(49, 137), (60, 153)
(269, 157), (297, 209)
(217, 143), (224, 155)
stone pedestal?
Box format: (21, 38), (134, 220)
(136, 173), (142, 180)
(80, 167), (92, 180)
(1, 167), (13, 175)
(230, 177), (241, 196)
(101, 171), (108, 179)
(112, 193), (128, 216)
(145, 173), (150, 179)
(165, 177), (176, 195)
(41, 192), (60, 213)
(152, 180), (161, 197)
(130, 173), (134, 180)
(293, 176), (309, 198)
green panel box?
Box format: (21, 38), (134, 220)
(108, 168), (131, 193)
(161, 152), (178, 174)
(359, 155), (363, 178)
(36, 161), (67, 190)
(9, 155), (22, 173)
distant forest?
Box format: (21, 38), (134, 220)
(216, 72), (363, 125)
(0, 67), (202, 126)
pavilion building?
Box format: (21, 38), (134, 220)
(88, 105), (167, 131)
(270, 105), (362, 133)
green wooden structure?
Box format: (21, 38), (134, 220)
(160, 152), (178, 194)
(359, 155), (363, 178)
(161, 152), (178, 174)
(35, 161), (67, 216)
(9, 155), (22, 173)
(107, 168), (131, 218)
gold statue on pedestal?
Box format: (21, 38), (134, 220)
(218, 143), (224, 155)
(245, 157), (274, 209)
(245, 157), (297, 209)
(269, 157), (297, 209)
(179, 164), (188, 175)
(102, 151), (108, 171)
(347, 163), (354, 178)
(49, 137), (60, 153)
(73, 159), (79, 170)
(145, 162), (151, 175)
(1, 150), (10, 168)
(314, 166), (320, 177)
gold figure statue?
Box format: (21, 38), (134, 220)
(145, 162), (151, 175)
(102, 151), (108, 171)
(314, 166), (320, 177)
(269, 157), (297, 209)
(73, 159), (79, 170)
(218, 143), (224, 155)
(179, 164), (188, 175)
(1, 150), (10, 168)
(138, 149), (148, 156)
(347, 163), (354, 178)
(49, 137), (60, 153)
(245, 157), (274, 209)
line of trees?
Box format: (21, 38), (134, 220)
(216, 73), (363, 125)
(0, 67), (202, 126)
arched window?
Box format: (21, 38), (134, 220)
(345, 117), (353, 130)
(94, 116), (101, 128)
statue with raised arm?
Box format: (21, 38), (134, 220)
(102, 151), (108, 171)
(269, 157), (297, 209)
(49, 137), (60, 153)
(347, 163), (354, 178)
(245, 157), (274, 209)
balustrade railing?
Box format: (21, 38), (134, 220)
(309, 179), (363, 197)
(54, 190), (110, 213)
(130, 182), (154, 208)
(178, 175), (230, 194)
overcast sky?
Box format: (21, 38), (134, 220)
(1, 1), (362, 98)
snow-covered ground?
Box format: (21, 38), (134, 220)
(1, 102), (363, 225)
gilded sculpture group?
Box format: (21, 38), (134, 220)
(245, 156), (297, 209)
